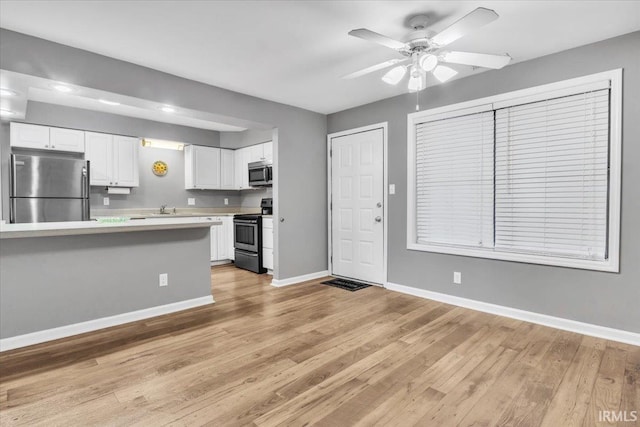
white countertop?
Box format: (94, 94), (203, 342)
(0, 216), (222, 239)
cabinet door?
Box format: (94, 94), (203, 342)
(220, 149), (235, 190)
(210, 225), (219, 261)
(248, 144), (264, 163)
(226, 217), (235, 260)
(194, 146), (221, 189)
(262, 141), (273, 162)
(85, 132), (113, 186)
(113, 136), (139, 187)
(235, 147), (250, 189)
(10, 123), (50, 150)
(216, 218), (227, 260)
(262, 218), (274, 270)
(49, 127), (85, 153)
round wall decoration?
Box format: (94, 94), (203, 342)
(152, 160), (168, 176)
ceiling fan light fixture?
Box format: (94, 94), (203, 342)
(381, 65), (406, 85)
(407, 72), (426, 92)
(419, 54), (438, 72)
(433, 65), (458, 83)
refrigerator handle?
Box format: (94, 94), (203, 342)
(10, 155), (19, 199)
(81, 164), (89, 199)
(82, 163), (90, 221)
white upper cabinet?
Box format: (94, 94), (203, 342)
(11, 123), (50, 150)
(85, 132), (139, 187)
(85, 132), (113, 186)
(49, 127), (85, 153)
(11, 123), (85, 153)
(113, 136), (139, 187)
(262, 141), (273, 162)
(247, 144), (264, 163)
(234, 147), (249, 190)
(220, 149), (235, 190)
(185, 145), (221, 190)
(11, 123), (49, 150)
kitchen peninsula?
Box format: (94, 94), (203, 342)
(0, 217), (219, 350)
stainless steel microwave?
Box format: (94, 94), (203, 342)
(248, 161), (272, 187)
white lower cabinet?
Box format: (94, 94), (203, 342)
(262, 217), (274, 271)
(210, 216), (235, 262)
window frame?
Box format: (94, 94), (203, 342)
(406, 69), (622, 272)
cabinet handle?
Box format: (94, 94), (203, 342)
(51, 145), (55, 148)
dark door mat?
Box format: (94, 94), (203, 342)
(321, 278), (372, 292)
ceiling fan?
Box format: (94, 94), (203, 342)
(344, 7), (511, 92)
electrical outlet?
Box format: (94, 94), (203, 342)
(188, 198), (196, 206)
(224, 198), (229, 205)
(103, 197), (110, 206)
(453, 272), (462, 285)
(159, 273), (168, 287)
(389, 184), (396, 195)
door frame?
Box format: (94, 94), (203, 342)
(327, 122), (388, 286)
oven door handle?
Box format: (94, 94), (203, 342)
(234, 219), (258, 224)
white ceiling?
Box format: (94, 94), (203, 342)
(1, 1), (639, 114)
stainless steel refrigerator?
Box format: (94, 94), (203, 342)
(10, 154), (90, 223)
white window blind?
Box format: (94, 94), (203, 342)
(494, 89), (610, 260)
(415, 111), (494, 248)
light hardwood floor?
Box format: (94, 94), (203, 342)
(0, 265), (638, 426)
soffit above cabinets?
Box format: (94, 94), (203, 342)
(0, 69), (253, 131)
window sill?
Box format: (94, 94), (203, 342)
(406, 242), (619, 273)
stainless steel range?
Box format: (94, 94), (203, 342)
(233, 214), (266, 274)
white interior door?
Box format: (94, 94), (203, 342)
(331, 128), (384, 284)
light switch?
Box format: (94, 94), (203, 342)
(103, 197), (110, 206)
(188, 198), (196, 206)
(224, 198), (229, 205)
(389, 184), (396, 195)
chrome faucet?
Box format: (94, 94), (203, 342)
(160, 204), (167, 214)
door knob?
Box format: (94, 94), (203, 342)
(375, 216), (382, 222)
(377, 202), (382, 208)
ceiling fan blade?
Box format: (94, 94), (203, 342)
(430, 8), (499, 47)
(342, 58), (407, 79)
(348, 28), (407, 50)
(432, 65), (458, 83)
(440, 51), (511, 69)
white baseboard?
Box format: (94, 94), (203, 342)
(0, 295), (215, 352)
(271, 270), (330, 287)
(385, 282), (640, 347)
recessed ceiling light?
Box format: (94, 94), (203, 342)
(160, 105), (176, 113)
(99, 99), (121, 106)
(52, 84), (74, 93)
(0, 88), (18, 97)
(0, 109), (15, 116)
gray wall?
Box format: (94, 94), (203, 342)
(328, 31), (640, 333)
(0, 29), (328, 280)
(0, 228), (212, 338)
(220, 128), (274, 149)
